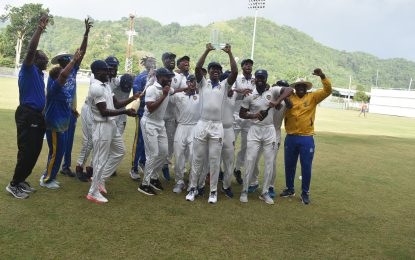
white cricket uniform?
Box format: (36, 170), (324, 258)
(141, 82), (174, 186)
(232, 74), (256, 171)
(88, 78), (125, 195)
(221, 93), (237, 190)
(170, 91), (201, 184)
(241, 86), (282, 194)
(164, 72), (187, 162)
(189, 77), (231, 193)
(108, 77), (129, 135)
(76, 96), (94, 168)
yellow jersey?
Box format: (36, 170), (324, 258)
(284, 78), (332, 136)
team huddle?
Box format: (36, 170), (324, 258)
(6, 15), (332, 206)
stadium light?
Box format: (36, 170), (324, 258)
(248, 0), (266, 60)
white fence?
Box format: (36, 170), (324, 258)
(369, 88), (415, 118)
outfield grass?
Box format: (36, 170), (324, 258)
(1, 77), (415, 259)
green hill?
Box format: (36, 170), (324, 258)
(7, 16), (415, 90)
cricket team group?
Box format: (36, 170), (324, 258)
(6, 15), (332, 205)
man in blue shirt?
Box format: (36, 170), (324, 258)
(130, 56), (156, 180)
(52, 18), (93, 178)
(6, 14), (49, 199)
(40, 50), (83, 189)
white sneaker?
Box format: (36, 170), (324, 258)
(173, 182), (186, 193)
(208, 191), (217, 204)
(186, 188), (198, 201)
(259, 192), (274, 205)
(137, 164), (144, 174)
(98, 182), (107, 194)
(130, 169), (141, 180)
(39, 176), (60, 189)
(240, 192), (248, 203)
(86, 192), (108, 204)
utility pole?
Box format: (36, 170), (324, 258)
(347, 75), (352, 109)
(409, 78), (413, 91)
(248, 0), (266, 61)
(125, 14), (136, 73)
(375, 69), (379, 88)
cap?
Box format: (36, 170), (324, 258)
(162, 52), (176, 61)
(240, 58), (254, 67)
(90, 60), (109, 73)
(156, 68), (175, 77)
(207, 62), (222, 71)
(254, 69), (268, 78)
(177, 55), (190, 66)
(105, 56), (120, 67)
(289, 78), (313, 90)
(187, 74), (196, 81)
(51, 52), (73, 65)
(276, 80), (289, 87)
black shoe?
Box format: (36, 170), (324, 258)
(18, 181), (36, 193)
(280, 188), (295, 197)
(150, 178), (164, 191)
(76, 171), (88, 182)
(138, 184), (157, 196)
(85, 166), (93, 179)
(60, 168), (76, 177)
(301, 192), (310, 205)
(6, 183), (29, 199)
(234, 169), (243, 185)
(219, 170), (224, 181)
(197, 186), (205, 197)
(221, 187), (234, 198)
(111, 171), (117, 177)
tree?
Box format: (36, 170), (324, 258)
(0, 4), (53, 70)
(354, 90), (369, 102)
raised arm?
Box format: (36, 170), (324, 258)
(24, 14), (48, 66)
(195, 43), (215, 82)
(311, 68), (332, 104)
(76, 18), (93, 66)
(221, 44), (238, 86)
(57, 49), (83, 86)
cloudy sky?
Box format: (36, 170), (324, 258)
(1, 0), (414, 61)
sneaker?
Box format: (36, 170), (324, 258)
(248, 184), (259, 193)
(18, 181), (36, 193)
(138, 184), (156, 196)
(86, 192), (108, 204)
(268, 187), (276, 198)
(130, 169), (141, 180)
(259, 192), (275, 205)
(208, 191), (217, 204)
(6, 183), (29, 199)
(150, 178), (163, 191)
(39, 177), (60, 189)
(234, 169), (243, 185)
(186, 188), (198, 201)
(60, 168), (76, 177)
(173, 182), (186, 193)
(85, 166), (93, 178)
(240, 191), (248, 203)
(76, 166), (88, 182)
(162, 165), (171, 181)
(197, 186), (205, 197)
(138, 163), (145, 174)
(98, 182), (107, 194)
(219, 170), (224, 181)
(222, 187), (234, 198)
(280, 188), (295, 197)
(301, 192), (311, 205)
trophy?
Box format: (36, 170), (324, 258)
(211, 29), (226, 50)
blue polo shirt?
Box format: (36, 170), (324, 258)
(18, 64), (46, 111)
(133, 70), (148, 117)
(62, 65), (80, 109)
(45, 78), (71, 132)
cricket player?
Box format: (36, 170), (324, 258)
(232, 58), (256, 184)
(280, 68), (332, 205)
(162, 52), (187, 181)
(137, 68), (183, 196)
(86, 60), (138, 204)
(113, 73), (134, 135)
(170, 75), (200, 193)
(185, 43), (238, 204)
(40, 49), (83, 189)
(239, 69), (293, 204)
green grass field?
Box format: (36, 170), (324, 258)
(1, 77), (415, 259)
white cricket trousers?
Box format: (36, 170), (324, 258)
(243, 125), (276, 194)
(249, 129), (281, 188)
(174, 124), (195, 184)
(77, 103), (93, 167)
(221, 126), (235, 190)
(164, 119), (177, 162)
(189, 120), (224, 192)
(141, 117), (168, 186)
(234, 126), (249, 171)
(89, 120), (125, 195)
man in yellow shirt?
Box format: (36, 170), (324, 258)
(280, 68), (332, 205)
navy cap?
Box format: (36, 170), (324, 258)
(207, 62), (222, 71)
(162, 52), (176, 61)
(187, 74), (196, 81)
(254, 69), (268, 78)
(105, 56), (119, 67)
(276, 80), (289, 87)
(177, 55), (190, 66)
(241, 58), (254, 67)
(90, 60), (109, 73)
(156, 68), (175, 77)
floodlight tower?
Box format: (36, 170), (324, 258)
(125, 14), (137, 73)
(248, 0), (266, 60)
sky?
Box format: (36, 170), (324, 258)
(1, 0), (414, 62)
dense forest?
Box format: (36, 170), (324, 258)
(1, 16), (415, 90)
